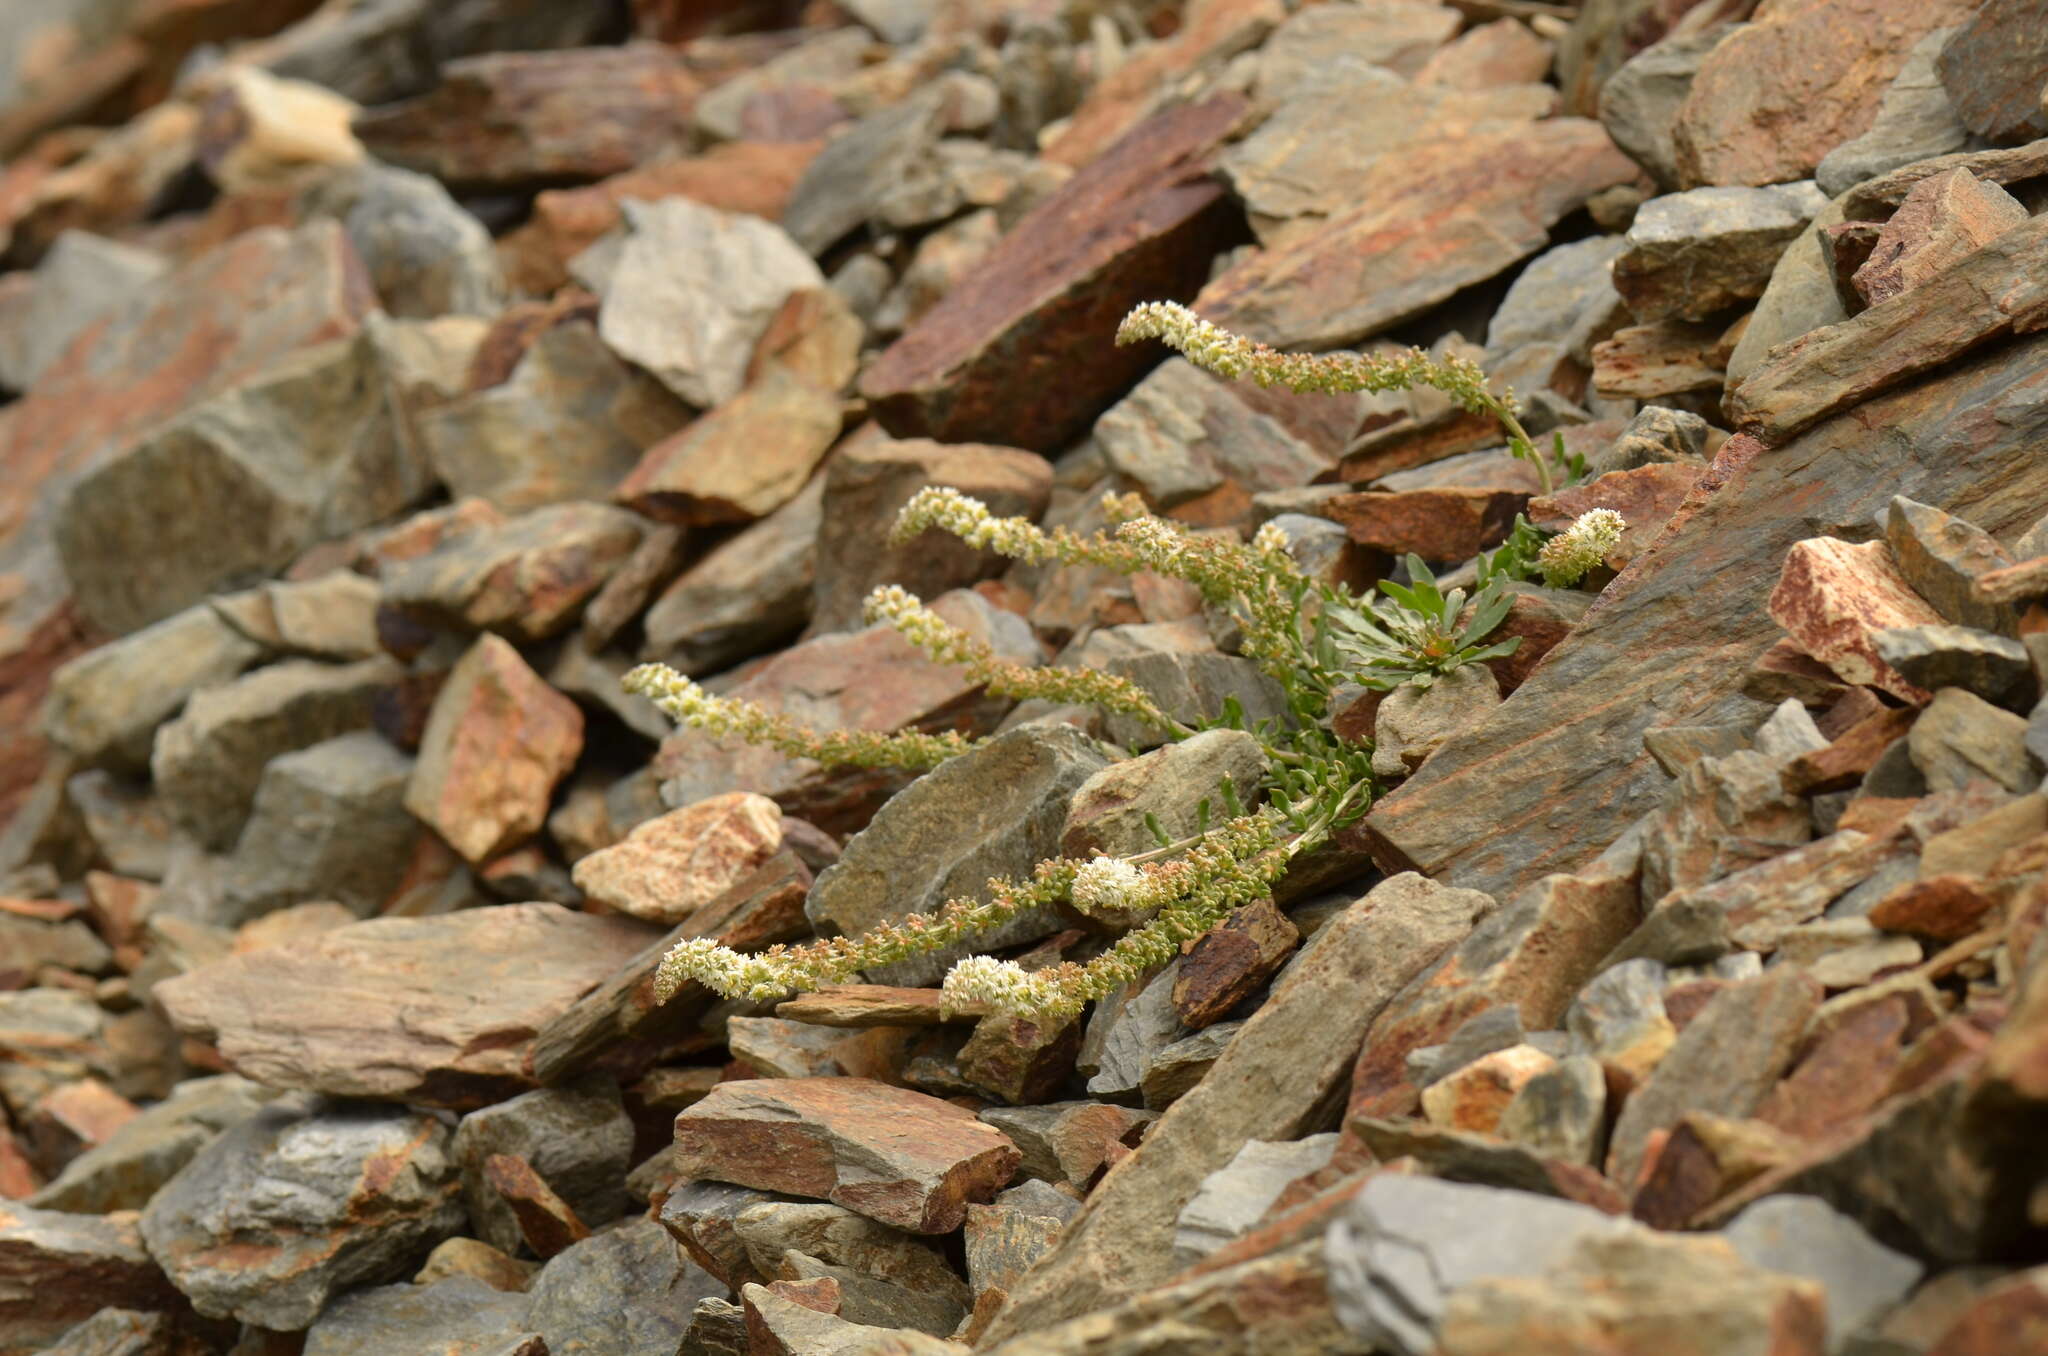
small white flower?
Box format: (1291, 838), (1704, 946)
(1070, 855), (1147, 916)
(1251, 521), (1290, 558)
(1537, 508), (1627, 587)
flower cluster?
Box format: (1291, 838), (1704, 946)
(654, 859), (1078, 1004)
(622, 662), (974, 771)
(862, 585), (1183, 734)
(940, 811), (1289, 1020)
(1536, 508), (1627, 588)
(1069, 854), (1148, 917)
(1120, 300), (1560, 494)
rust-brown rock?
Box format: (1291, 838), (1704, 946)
(1192, 120), (1638, 350)
(1317, 487), (1529, 562)
(0, 1199), (183, 1349)
(671, 1077), (1021, 1234)
(1671, 0), (1977, 188)
(352, 44), (698, 191)
(1853, 170), (2028, 310)
(498, 139), (822, 295)
(1364, 333), (2048, 906)
(154, 903), (657, 1109)
(483, 1153), (590, 1259)
(405, 634), (585, 864)
(857, 94), (1249, 453)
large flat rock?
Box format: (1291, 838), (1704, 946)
(154, 903), (659, 1109)
(1363, 331), (2048, 903)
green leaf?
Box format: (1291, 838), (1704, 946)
(1144, 811), (1170, 848)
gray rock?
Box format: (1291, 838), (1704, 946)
(976, 1102), (1155, 1188)
(1173, 1133), (1339, 1268)
(1721, 1194), (1923, 1343)
(692, 28), (873, 144)
(303, 1276), (534, 1356)
(1325, 1174), (1633, 1354)
(380, 501), (648, 642)
(1372, 665), (1503, 780)
(0, 231), (166, 393)
(521, 1217), (734, 1356)
(219, 732), (418, 924)
(1596, 24), (1738, 188)
(642, 472), (822, 676)
(1257, 3), (1461, 99)
(1061, 728), (1269, 861)
(417, 319), (689, 512)
(1093, 358), (1334, 508)
(805, 724), (1110, 986)
(965, 1183), (1075, 1304)
(1725, 195), (1851, 387)
(1885, 495), (2016, 635)
(728, 1201), (965, 1302)
(1877, 626), (2035, 709)
(1606, 967), (1823, 1188)
(584, 197), (824, 409)
(43, 600), (267, 774)
(0, 1203), (182, 1351)
(29, 1075), (272, 1214)
(780, 1249), (968, 1335)
(260, 0), (623, 105)
(1485, 235), (1630, 362)
(308, 162), (507, 318)
(150, 657), (397, 850)
(1081, 961), (1188, 1103)
(140, 1095), (465, 1330)
(56, 333), (431, 635)
(1860, 735), (1930, 800)
(65, 771), (174, 880)
(1909, 687), (2037, 793)
(0, 988), (113, 1112)
(1496, 1054), (1608, 1165)
(1614, 181), (1829, 323)
(1566, 957), (1671, 1067)
(1268, 513), (1360, 588)
(1100, 652), (1292, 752)
(453, 1077), (634, 1258)
(783, 84), (952, 256)
(1817, 29), (1970, 197)
(1141, 1020), (1246, 1110)
(1585, 404), (1712, 479)
(1753, 698), (1829, 761)
(683, 1297), (749, 1356)
(0, 912), (110, 977)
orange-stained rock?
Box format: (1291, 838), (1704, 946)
(1318, 487), (1530, 562)
(672, 1077), (1021, 1234)
(571, 792), (785, 926)
(21, 1078), (135, 1179)
(1195, 120), (1638, 350)
(1869, 875), (2003, 943)
(1530, 462), (1704, 570)
(616, 366), (844, 527)
(1672, 0), (1976, 187)
(1171, 897), (1299, 1029)
(1853, 169), (2028, 309)
(498, 139), (823, 295)
(483, 1152), (589, 1259)
(1420, 1044), (1559, 1135)
(0, 1200), (183, 1349)
(1768, 538), (1942, 703)
(405, 634), (585, 864)
(1042, 0), (1281, 169)
(1590, 318), (1726, 400)
(155, 903), (657, 1110)
(1928, 1265), (2048, 1356)
(859, 94), (1250, 452)
(1753, 993), (1914, 1142)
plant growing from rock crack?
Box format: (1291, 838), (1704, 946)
(619, 304), (1618, 1022)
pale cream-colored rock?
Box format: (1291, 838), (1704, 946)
(198, 66), (363, 194)
(1768, 538), (1942, 702)
(570, 792), (784, 925)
